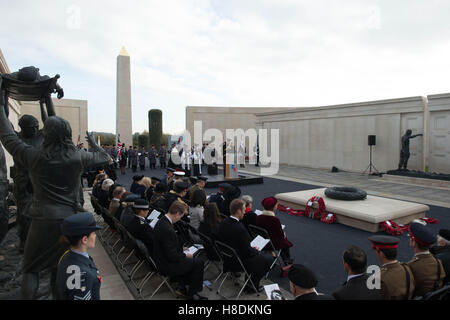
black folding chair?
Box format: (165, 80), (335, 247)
(133, 239), (176, 300)
(115, 223), (138, 272)
(214, 240), (259, 300)
(248, 224), (283, 278)
(418, 283), (450, 300)
(197, 230), (223, 288)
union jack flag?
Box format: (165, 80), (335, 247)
(116, 134), (122, 160)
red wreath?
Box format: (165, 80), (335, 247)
(321, 213), (336, 224)
(421, 217), (438, 224)
(304, 196), (326, 220)
(381, 220), (406, 236)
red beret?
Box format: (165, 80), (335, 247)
(262, 197), (277, 210)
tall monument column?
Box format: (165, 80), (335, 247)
(116, 46), (133, 148)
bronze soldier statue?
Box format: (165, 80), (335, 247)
(0, 76), (112, 300)
(398, 129), (422, 170)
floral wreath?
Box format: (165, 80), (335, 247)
(277, 196), (335, 224)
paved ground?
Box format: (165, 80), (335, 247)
(1, 162), (448, 300)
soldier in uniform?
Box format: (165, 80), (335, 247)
(208, 183), (229, 214)
(168, 170), (185, 192)
(127, 145), (133, 168)
(56, 212), (103, 300)
(158, 144), (167, 168)
(138, 145), (146, 171)
(129, 146), (138, 172)
(186, 176), (208, 202)
(369, 235), (415, 300)
(148, 145), (157, 170)
(145, 176), (160, 202)
(158, 181), (189, 213)
(407, 222), (446, 297)
(164, 168), (175, 187)
(124, 199), (154, 255)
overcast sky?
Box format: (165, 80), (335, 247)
(1, 0), (450, 135)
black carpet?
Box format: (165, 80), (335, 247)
(114, 166), (450, 295)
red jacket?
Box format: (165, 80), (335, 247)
(255, 213), (293, 249)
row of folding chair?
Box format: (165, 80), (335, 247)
(90, 194), (267, 300)
(89, 193), (177, 300)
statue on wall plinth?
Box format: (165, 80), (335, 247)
(398, 129), (423, 170)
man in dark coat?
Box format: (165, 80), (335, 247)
(217, 199), (272, 292)
(153, 200), (206, 300)
(332, 246), (381, 300)
(0, 90), (112, 299)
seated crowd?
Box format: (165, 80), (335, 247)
(89, 167), (449, 300)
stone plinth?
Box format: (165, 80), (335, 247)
(276, 188), (429, 232)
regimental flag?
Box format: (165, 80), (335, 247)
(116, 134), (122, 160)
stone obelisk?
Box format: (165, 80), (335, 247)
(116, 46), (133, 148)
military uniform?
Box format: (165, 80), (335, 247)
(56, 250), (102, 300)
(407, 252), (446, 297)
(138, 148), (146, 171)
(369, 235), (415, 300)
(379, 261), (415, 300)
(407, 222), (446, 297)
(148, 147), (157, 169)
(56, 212), (103, 300)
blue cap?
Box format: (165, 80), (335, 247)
(124, 194), (141, 202)
(61, 212), (103, 236)
(409, 222), (436, 246)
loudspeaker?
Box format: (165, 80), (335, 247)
(368, 135), (376, 146)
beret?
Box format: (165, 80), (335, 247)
(261, 197), (278, 210)
(174, 181), (189, 190)
(197, 176), (208, 181)
(288, 264), (318, 289)
(61, 212), (102, 236)
(132, 175), (144, 181)
(166, 168), (175, 173)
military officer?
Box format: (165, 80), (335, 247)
(56, 212), (103, 300)
(369, 235), (415, 300)
(186, 176), (208, 202)
(125, 199), (154, 255)
(168, 170), (185, 191)
(138, 145), (146, 171)
(207, 183), (229, 214)
(407, 222), (446, 297)
(165, 167), (175, 187)
(129, 146), (138, 172)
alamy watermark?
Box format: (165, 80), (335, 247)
(170, 121), (279, 176)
